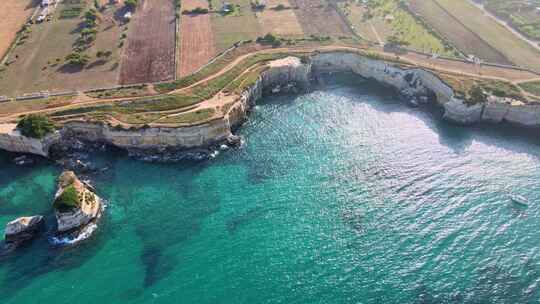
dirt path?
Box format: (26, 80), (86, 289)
(369, 21), (383, 46)
(2, 44), (540, 122)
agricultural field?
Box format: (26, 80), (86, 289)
(408, 0), (510, 64)
(288, 0), (353, 37)
(335, 3), (379, 42)
(0, 0), (124, 97)
(120, 0), (176, 84)
(336, 0), (457, 57)
(178, 0), (216, 77)
(475, 0), (540, 41)
(0, 0), (37, 61)
(209, 0), (262, 52)
(255, 0), (304, 37)
(433, 0), (540, 71)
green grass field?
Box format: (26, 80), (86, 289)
(209, 0), (262, 52)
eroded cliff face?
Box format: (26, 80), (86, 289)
(226, 57), (311, 130)
(0, 124), (60, 157)
(0, 53), (538, 158)
(311, 52), (540, 126)
(61, 119), (231, 151)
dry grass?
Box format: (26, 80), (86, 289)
(0, 0), (36, 60)
(0, 1), (123, 96)
(256, 0), (304, 37)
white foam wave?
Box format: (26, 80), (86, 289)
(49, 223), (98, 246)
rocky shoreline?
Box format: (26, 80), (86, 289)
(0, 52), (539, 161)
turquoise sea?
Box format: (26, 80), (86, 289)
(0, 75), (539, 303)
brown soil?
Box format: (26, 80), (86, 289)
(178, 0), (216, 77)
(120, 0), (176, 84)
(288, 0), (353, 37)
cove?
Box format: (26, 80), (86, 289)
(0, 74), (539, 304)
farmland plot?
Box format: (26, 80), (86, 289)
(0, 1), (123, 96)
(408, 0), (509, 63)
(178, 0), (216, 77)
(120, 0), (176, 84)
(210, 0), (262, 52)
(0, 0), (37, 60)
(434, 0), (540, 71)
(288, 0), (353, 37)
(256, 0), (304, 37)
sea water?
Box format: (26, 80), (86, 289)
(0, 75), (539, 303)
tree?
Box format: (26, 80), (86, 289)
(468, 85), (487, 105)
(53, 185), (81, 211)
(84, 9), (98, 27)
(65, 52), (90, 66)
(16, 114), (55, 139)
(256, 33), (281, 47)
(96, 50), (112, 59)
(125, 0), (138, 10)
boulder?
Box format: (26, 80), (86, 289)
(4, 215), (44, 243)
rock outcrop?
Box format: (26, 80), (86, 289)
(1, 215), (44, 256)
(54, 171), (102, 238)
(0, 123), (60, 157)
(4, 215), (44, 243)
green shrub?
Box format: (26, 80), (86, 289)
(53, 185), (80, 211)
(125, 0), (138, 10)
(65, 52), (90, 66)
(16, 114), (55, 138)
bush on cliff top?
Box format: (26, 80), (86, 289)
(16, 114), (55, 139)
(53, 185), (80, 211)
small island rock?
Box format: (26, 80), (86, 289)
(54, 171), (102, 235)
(4, 215), (44, 243)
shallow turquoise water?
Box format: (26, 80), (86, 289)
(1, 76), (539, 303)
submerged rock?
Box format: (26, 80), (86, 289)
(53, 171), (102, 243)
(13, 155), (36, 166)
(226, 135), (242, 148)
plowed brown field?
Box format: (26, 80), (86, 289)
(120, 0), (176, 84)
(178, 0), (216, 77)
(288, 0), (353, 37)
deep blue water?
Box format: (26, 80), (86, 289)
(0, 75), (539, 303)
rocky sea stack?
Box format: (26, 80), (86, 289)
(1, 215), (45, 256)
(53, 171), (102, 243)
